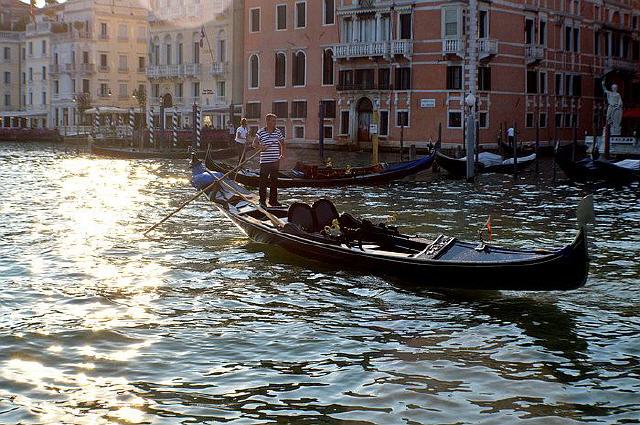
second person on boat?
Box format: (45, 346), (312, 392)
(252, 113), (285, 208)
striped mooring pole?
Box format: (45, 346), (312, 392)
(172, 107), (178, 149)
(128, 108), (135, 146)
(148, 107), (154, 147)
(94, 107), (100, 136)
(196, 103), (202, 150)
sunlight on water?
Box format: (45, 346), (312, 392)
(0, 144), (638, 424)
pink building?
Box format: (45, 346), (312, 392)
(243, 0), (339, 143)
(245, 0), (640, 149)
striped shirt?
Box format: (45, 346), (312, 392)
(256, 127), (284, 164)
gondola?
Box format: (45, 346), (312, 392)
(90, 144), (235, 160)
(435, 151), (536, 176)
(554, 144), (639, 184)
(206, 150), (436, 188)
(191, 159), (589, 291)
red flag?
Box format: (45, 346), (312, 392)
(485, 215), (492, 241)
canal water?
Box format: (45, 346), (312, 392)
(1, 143), (638, 424)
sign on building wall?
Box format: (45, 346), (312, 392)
(369, 124), (378, 134)
(420, 99), (436, 108)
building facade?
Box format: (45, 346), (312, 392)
(334, 0), (640, 147)
(50, 0), (149, 130)
(243, 0), (340, 142)
(147, 0), (244, 131)
(0, 0), (29, 127)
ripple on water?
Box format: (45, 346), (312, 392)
(0, 143), (638, 424)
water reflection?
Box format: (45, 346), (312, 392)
(0, 144), (639, 423)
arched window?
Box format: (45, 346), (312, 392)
(249, 54), (259, 88)
(163, 34), (172, 65)
(322, 49), (334, 85)
(275, 52), (286, 87)
(292, 51), (306, 87)
(176, 33), (184, 65)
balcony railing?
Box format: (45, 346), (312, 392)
(391, 40), (413, 57)
(98, 65), (110, 73)
(443, 38), (464, 56)
(605, 57), (637, 72)
(210, 62), (228, 75)
(54, 31), (93, 42)
(333, 41), (391, 59)
(0, 31), (22, 41)
(79, 63), (95, 73)
(525, 44), (544, 63)
(478, 38), (498, 58)
(118, 67), (129, 73)
(137, 67), (146, 73)
(146, 63), (202, 79)
(337, 83), (393, 91)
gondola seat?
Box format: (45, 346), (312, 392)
(287, 202), (316, 232)
(312, 199), (340, 232)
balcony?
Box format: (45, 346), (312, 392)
(210, 62), (228, 76)
(0, 31), (22, 41)
(78, 63), (95, 73)
(337, 83), (393, 91)
(525, 44), (544, 64)
(98, 33), (110, 41)
(605, 57), (637, 73)
(50, 64), (62, 75)
(443, 39), (464, 57)
(54, 31), (93, 42)
(333, 41), (412, 60)
(478, 38), (498, 59)
(98, 65), (110, 73)
(146, 64), (202, 79)
(118, 67), (129, 73)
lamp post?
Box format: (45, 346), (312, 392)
(465, 93), (476, 181)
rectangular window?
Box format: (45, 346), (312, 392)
(526, 112), (534, 128)
(444, 8), (458, 37)
(100, 83), (109, 97)
(573, 27), (579, 52)
(399, 14), (412, 39)
(100, 54), (108, 70)
(272, 101), (288, 118)
(41, 40), (46, 55)
(479, 10), (488, 38)
(555, 73), (563, 95)
(3, 72), (9, 84)
(82, 79), (90, 94)
(338, 70), (353, 88)
(321, 100), (336, 118)
(594, 31), (600, 56)
(565, 74), (573, 96)
(82, 51), (89, 64)
(54, 80), (58, 94)
(446, 66), (462, 90)
(4, 95), (10, 107)
(565, 26), (572, 51)
(28, 67), (32, 81)
(138, 56), (145, 71)
(539, 113), (547, 128)
(323, 125), (333, 139)
(396, 111), (409, 127)
(324, 0), (335, 25)
(192, 82), (200, 97)
(378, 68), (390, 89)
(539, 20), (546, 45)
(526, 70), (538, 94)
(448, 111), (462, 128)
(565, 113), (573, 128)
(118, 24), (128, 40)
(340, 110), (350, 134)
(193, 42), (200, 64)
(276, 4), (287, 30)
(293, 125), (305, 139)
(525, 18), (534, 44)
(539, 71), (547, 94)
(250, 8), (260, 32)
(217, 81), (225, 98)
(119, 83), (127, 98)
(355, 69), (375, 89)
(119, 55), (128, 72)
(100, 23), (108, 39)
(291, 100), (307, 118)
(479, 112), (488, 128)
(295, 2), (306, 28)
(395, 67), (411, 90)
(478, 67), (491, 91)
(42, 66), (46, 80)
(379, 111), (389, 136)
(246, 102), (261, 119)
(573, 75), (582, 97)
(3, 47), (9, 61)
(176, 82), (183, 98)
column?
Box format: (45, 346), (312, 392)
(353, 15), (359, 42)
(376, 13), (382, 42)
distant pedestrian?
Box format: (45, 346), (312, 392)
(235, 118), (249, 162)
(507, 127), (515, 147)
(252, 114), (285, 208)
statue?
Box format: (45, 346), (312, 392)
(602, 79), (623, 136)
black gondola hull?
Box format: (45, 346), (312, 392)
(435, 151), (536, 177)
(217, 205), (588, 291)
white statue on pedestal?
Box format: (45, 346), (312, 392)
(602, 79), (623, 136)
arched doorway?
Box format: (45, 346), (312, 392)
(357, 97), (373, 143)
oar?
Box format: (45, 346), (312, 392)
(217, 179), (285, 229)
(143, 149), (262, 236)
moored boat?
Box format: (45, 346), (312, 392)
(206, 151), (436, 188)
(554, 144), (640, 184)
(191, 160), (589, 291)
(436, 151), (537, 177)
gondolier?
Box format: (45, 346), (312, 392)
(235, 118), (249, 162)
(252, 113), (285, 207)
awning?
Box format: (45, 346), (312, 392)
(623, 108), (640, 119)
